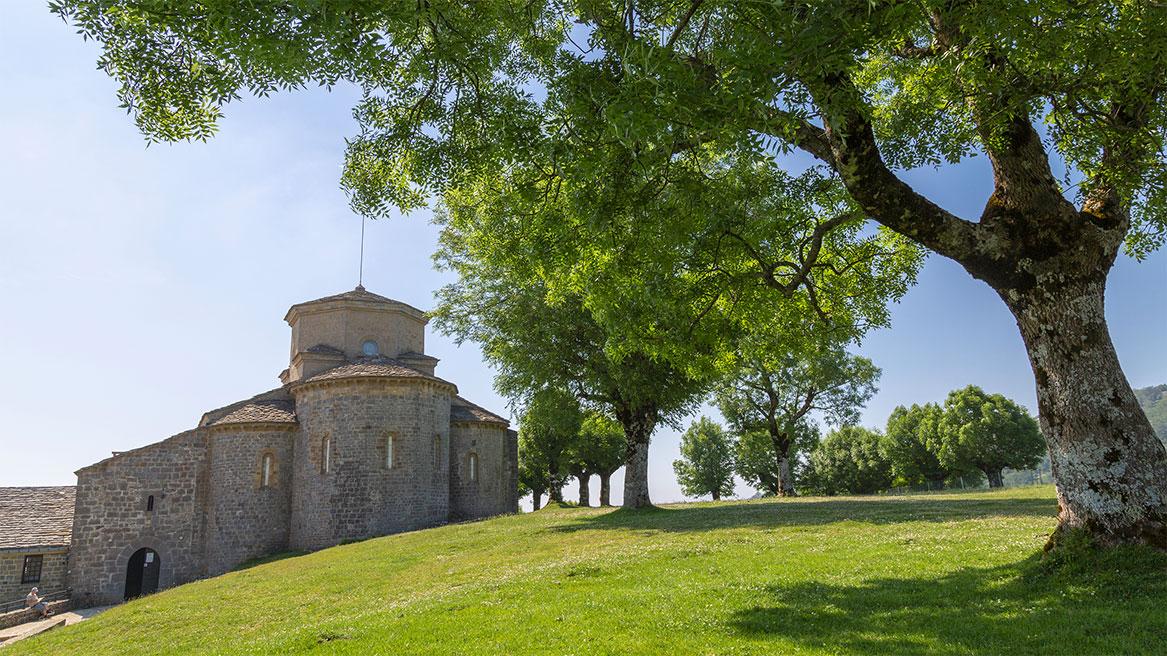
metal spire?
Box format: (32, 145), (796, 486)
(357, 214), (366, 290)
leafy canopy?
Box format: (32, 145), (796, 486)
(937, 385), (1045, 477)
(52, 1), (1167, 255)
(673, 417), (737, 500)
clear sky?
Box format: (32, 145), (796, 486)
(1, 5), (1163, 505)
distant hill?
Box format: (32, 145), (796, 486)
(1135, 384), (1167, 445)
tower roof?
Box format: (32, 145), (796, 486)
(283, 286), (427, 325)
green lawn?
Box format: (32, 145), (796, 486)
(14, 486), (1165, 655)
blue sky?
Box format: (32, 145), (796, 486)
(1, 5), (1163, 504)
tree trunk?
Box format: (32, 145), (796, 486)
(1002, 275), (1167, 547)
(770, 432), (797, 497)
(577, 473), (591, 507)
(622, 436), (653, 508)
(599, 472), (612, 506)
(548, 461), (563, 503)
(711, 489), (721, 501)
(984, 468), (1004, 489)
(532, 489), (543, 511)
(616, 404), (657, 509)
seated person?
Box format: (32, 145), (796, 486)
(25, 587), (51, 618)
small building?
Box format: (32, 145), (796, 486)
(65, 287), (518, 607)
(0, 487), (74, 604)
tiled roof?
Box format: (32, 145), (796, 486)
(209, 399), (297, 426)
(302, 356), (455, 388)
(305, 344), (345, 356)
(451, 395), (509, 425)
(301, 286), (399, 306)
(0, 487), (75, 550)
(285, 286), (426, 320)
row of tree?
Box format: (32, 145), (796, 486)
(517, 388), (626, 509)
(65, 0), (1167, 547)
(674, 385), (1046, 499)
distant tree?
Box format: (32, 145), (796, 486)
(734, 419), (821, 497)
(1134, 385), (1167, 445)
(518, 434), (554, 511)
(937, 386), (1046, 488)
(882, 403), (950, 489)
(673, 418), (737, 501)
(518, 388), (582, 503)
(436, 272), (706, 508)
(716, 344), (879, 496)
(58, 0), (1167, 548)
(571, 412), (627, 507)
(804, 426), (894, 496)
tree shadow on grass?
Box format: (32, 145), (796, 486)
(727, 547), (1167, 655)
(548, 495), (1057, 534)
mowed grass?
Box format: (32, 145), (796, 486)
(13, 486), (1166, 655)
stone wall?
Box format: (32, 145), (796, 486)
(449, 422), (518, 521)
(289, 378), (452, 551)
(204, 426), (294, 576)
(0, 599), (72, 631)
(68, 430), (209, 607)
(0, 549), (67, 604)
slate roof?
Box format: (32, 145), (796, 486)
(0, 487), (75, 550)
(209, 399), (297, 426)
(301, 356), (455, 388)
(451, 395), (509, 425)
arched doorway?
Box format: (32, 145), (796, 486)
(124, 547), (161, 600)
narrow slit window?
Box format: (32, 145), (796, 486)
(469, 453), (478, 482)
(433, 435), (442, 470)
(146, 495), (154, 512)
(385, 434), (394, 469)
(261, 453), (273, 487)
(322, 436), (332, 474)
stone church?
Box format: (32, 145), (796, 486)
(67, 287), (517, 607)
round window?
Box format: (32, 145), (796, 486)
(362, 340), (379, 356)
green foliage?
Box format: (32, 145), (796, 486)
(882, 403), (950, 487)
(803, 426), (894, 496)
(51, 2), (1167, 255)
(672, 417), (737, 500)
(937, 386), (1046, 486)
(1134, 384), (1167, 445)
(570, 412), (627, 477)
(734, 420), (821, 496)
(517, 387), (582, 501)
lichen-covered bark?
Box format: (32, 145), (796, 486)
(770, 432), (797, 497)
(1003, 277), (1167, 547)
(615, 403), (657, 508)
(776, 455), (795, 497)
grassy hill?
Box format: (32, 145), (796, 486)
(12, 486), (1166, 655)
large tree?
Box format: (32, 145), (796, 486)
(570, 412), (627, 507)
(517, 387), (582, 504)
(803, 426), (895, 496)
(673, 417), (737, 501)
(937, 386), (1046, 489)
(716, 342), (879, 496)
(734, 419), (820, 497)
(882, 403), (951, 490)
(54, 1), (1167, 547)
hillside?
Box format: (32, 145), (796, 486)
(11, 487), (1166, 655)
(1135, 384), (1167, 443)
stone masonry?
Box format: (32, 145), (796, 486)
(65, 287), (517, 607)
